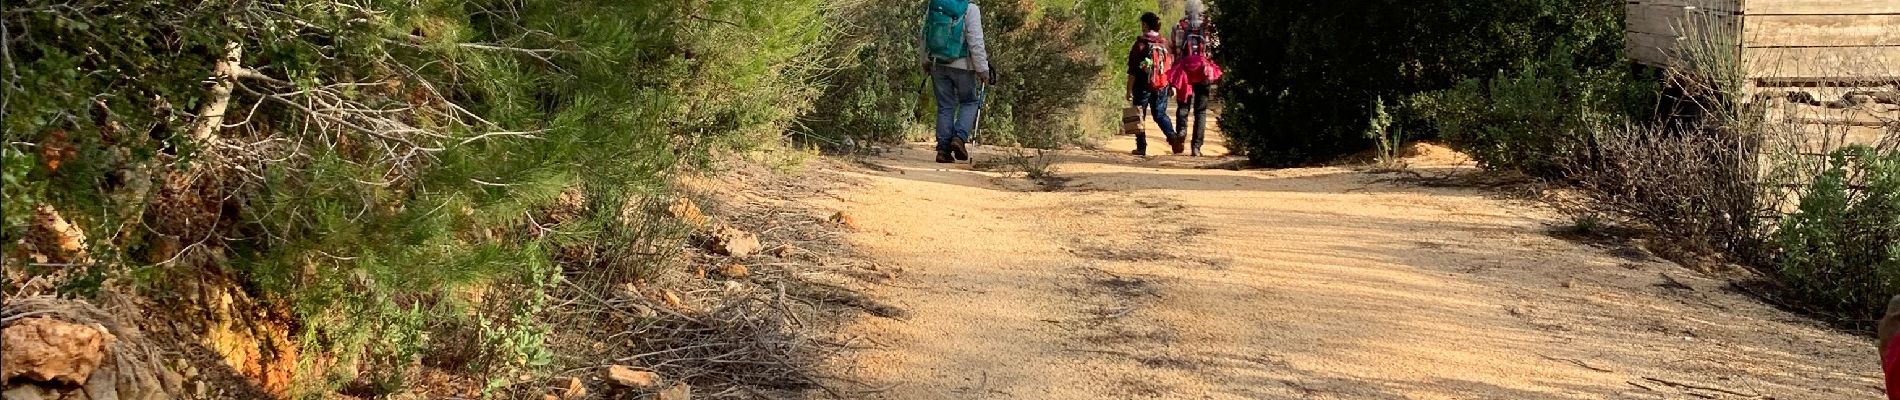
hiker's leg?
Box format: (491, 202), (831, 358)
(1131, 89), (1150, 152)
(1190, 83), (1211, 149)
(952, 69), (983, 143)
(1149, 90), (1175, 140)
(1174, 94), (1191, 140)
(931, 67), (958, 152)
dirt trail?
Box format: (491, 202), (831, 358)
(820, 120), (1880, 399)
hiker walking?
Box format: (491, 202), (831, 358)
(1126, 12), (1180, 156)
(922, 0), (993, 164)
(1170, 0), (1221, 156)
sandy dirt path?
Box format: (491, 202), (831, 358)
(819, 120), (1880, 399)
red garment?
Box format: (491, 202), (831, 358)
(1165, 58), (1220, 103)
(1886, 337), (1900, 400)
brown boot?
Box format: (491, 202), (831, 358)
(1168, 137), (1186, 155)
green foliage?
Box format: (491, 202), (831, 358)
(804, 0), (1151, 149)
(1214, 0), (1629, 166)
(1362, 96), (1398, 166)
(801, 0), (930, 147)
(5, 0), (825, 394)
(1408, 51), (1655, 174)
(1774, 147), (1900, 321)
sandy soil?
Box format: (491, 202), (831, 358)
(817, 118), (1880, 399)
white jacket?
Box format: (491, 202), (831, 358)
(920, 3), (990, 75)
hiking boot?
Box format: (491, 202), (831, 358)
(1168, 137), (1186, 155)
(952, 139), (970, 161)
(936, 150), (954, 163)
(1190, 147), (1204, 157)
(1131, 148), (1147, 157)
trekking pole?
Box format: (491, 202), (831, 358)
(969, 66), (992, 164)
(972, 83), (985, 146)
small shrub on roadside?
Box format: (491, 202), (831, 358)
(1774, 146), (1900, 321)
(1409, 51), (1655, 175)
(1562, 122), (1766, 259)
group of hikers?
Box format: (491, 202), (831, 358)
(917, 2), (1900, 394)
(922, 0), (1221, 163)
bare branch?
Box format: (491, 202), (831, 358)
(187, 43), (243, 147)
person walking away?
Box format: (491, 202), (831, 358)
(1171, 0), (1221, 156)
(922, 0), (992, 163)
(1126, 12), (1179, 156)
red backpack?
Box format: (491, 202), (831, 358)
(1176, 20), (1217, 83)
(1142, 37), (1173, 90)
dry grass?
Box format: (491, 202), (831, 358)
(516, 158), (892, 399)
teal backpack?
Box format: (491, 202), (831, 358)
(924, 0), (971, 64)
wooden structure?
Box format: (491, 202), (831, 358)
(1627, 0), (1900, 88)
(1628, 0), (1896, 217)
(1627, 0), (1897, 125)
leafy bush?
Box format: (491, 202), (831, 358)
(1774, 146), (1900, 321)
(4, 0), (824, 394)
(805, 0), (1149, 149)
(1409, 51), (1654, 175)
(1214, 0), (1626, 166)
(800, 0), (929, 147)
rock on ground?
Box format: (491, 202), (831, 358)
(1, 317), (114, 385)
(707, 225), (762, 257)
(603, 365), (658, 388)
(657, 382), (691, 400)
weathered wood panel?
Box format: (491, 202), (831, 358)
(1745, 46), (1900, 79)
(1746, 0), (1900, 15)
(1628, 3), (1740, 36)
(1744, 15), (1900, 47)
(1627, 31), (1684, 66)
(1630, 0), (1744, 14)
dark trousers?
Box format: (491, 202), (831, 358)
(1175, 83), (1211, 149)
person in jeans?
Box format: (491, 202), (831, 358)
(1125, 12), (1178, 156)
(1171, 0), (1219, 156)
(922, 0), (992, 163)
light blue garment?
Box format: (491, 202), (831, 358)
(931, 66), (984, 151)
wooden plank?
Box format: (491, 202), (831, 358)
(1628, 31), (1686, 65)
(1628, 4), (1739, 37)
(1746, 0), (1900, 15)
(1629, 0), (1743, 14)
(1755, 77), (1900, 87)
(1745, 46), (1900, 79)
(1744, 15), (1900, 47)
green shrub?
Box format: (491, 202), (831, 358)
(1774, 146), (1900, 321)
(4, 0), (824, 394)
(1408, 51), (1655, 175)
(804, 0), (1150, 149)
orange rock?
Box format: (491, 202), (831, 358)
(669, 197), (709, 228)
(1, 317), (115, 385)
(719, 264), (749, 279)
(602, 365), (658, 388)
(29, 205), (88, 264)
(560, 376), (586, 399)
(661, 290), (685, 310)
(657, 382), (692, 400)
(828, 212), (860, 230)
(707, 225), (761, 257)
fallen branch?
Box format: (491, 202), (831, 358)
(1641, 377), (1763, 398)
(1540, 354), (1614, 373)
